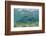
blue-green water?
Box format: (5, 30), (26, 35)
(14, 8), (39, 27)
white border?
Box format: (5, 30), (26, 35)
(11, 5), (42, 31)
